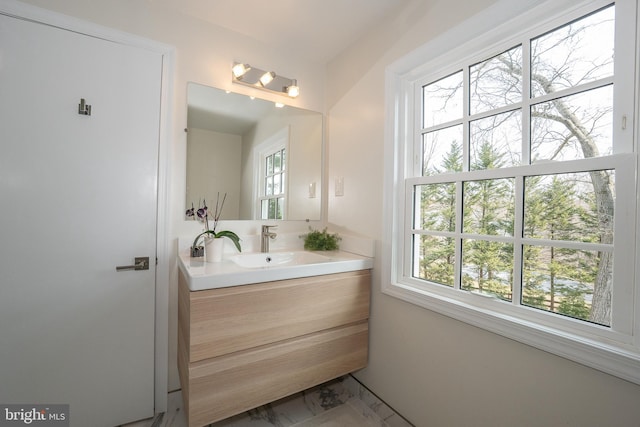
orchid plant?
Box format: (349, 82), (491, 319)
(187, 193), (241, 253)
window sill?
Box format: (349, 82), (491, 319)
(382, 280), (640, 385)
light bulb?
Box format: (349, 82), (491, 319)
(286, 82), (300, 98)
(232, 63), (250, 78)
(259, 71), (275, 86)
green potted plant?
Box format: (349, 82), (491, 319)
(301, 227), (341, 251)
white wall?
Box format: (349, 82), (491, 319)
(186, 128), (241, 219)
(12, 0), (326, 392)
(326, 0), (640, 426)
(240, 108), (322, 220)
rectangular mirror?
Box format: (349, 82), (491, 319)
(186, 83), (322, 220)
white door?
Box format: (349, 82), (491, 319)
(0, 13), (161, 427)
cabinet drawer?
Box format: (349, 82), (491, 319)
(184, 321), (368, 427)
(182, 270), (371, 362)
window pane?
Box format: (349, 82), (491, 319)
(463, 178), (514, 236)
(531, 85), (612, 162)
(461, 239), (513, 301)
(274, 151), (282, 173)
(273, 173), (281, 195)
(522, 245), (611, 327)
(261, 200), (268, 219)
(422, 125), (463, 176)
(266, 154), (274, 175)
(276, 197), (284, 220)
(470, 46), (523, 115)
(423, 71), (463, 128)
(524, 171), (614, 244)
(470, 110), (522, 169)
(268, 198), (277, 219)
(265, 176), (274, 196)
(281, 149), (286, 171)
(413, 235), (456, 287)
(414, 183), (456, 232)
(531, 5), (614, 98)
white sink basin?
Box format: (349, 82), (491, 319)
(230, 251), (331, 268)
(179, 249), (373, 290)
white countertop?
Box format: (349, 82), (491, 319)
(178, 249), (374, 291)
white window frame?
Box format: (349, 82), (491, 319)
(253, 127), (290, 220)
(383, 0), (640, 384)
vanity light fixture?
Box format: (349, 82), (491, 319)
(286, 80), (300, 98)
(232, 63), (251, 79)
(232, 62), (300, 98)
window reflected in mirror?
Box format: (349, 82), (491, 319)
(186, 83), (322, 221)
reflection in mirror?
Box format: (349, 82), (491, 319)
(186, 83), (322, 221)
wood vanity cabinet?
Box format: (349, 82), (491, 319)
(177, 269), (371, 427)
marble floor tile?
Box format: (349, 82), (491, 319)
(289, 404), (380, 427)
(344, 399), (390, 427)
(120, 376), (411, 427)
(210, 377), (356, 427)
(156, 391), (188, 427)
(340, 377), (413, 427)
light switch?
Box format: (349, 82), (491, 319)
(335, 177), (344, 197)
(308, 182), (316, 198)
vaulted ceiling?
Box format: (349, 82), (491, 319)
(157, 0), (410, 63)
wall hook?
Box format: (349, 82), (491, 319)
(78, 98), (92, 116)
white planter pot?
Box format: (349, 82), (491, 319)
(205, 237), (224, 262)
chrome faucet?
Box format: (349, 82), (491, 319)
(261, 225), (277, 253)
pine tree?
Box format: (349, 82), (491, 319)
(461, 141), (513, 300)
(417, 143), (462, 286)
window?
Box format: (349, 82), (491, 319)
(254, 127), (289, 220)
(260, 147), (286, 219)
(385, 0), (639, 384)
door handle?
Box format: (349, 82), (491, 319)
(116, 257), (149, 272)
